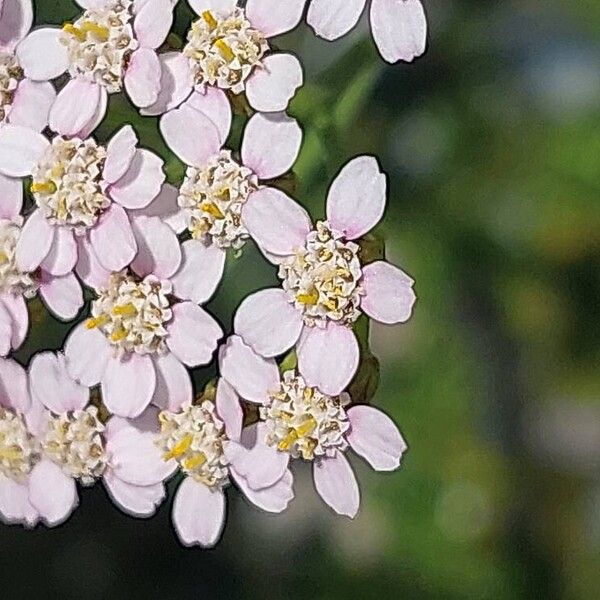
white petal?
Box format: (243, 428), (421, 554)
(0, 356), (29, 412)
(15, 208), (55, 272)
(89, 204), (137, 271)
(0, 124), (48, 177)
(48, 78), (103, 137)
(1, 292), (28, 350)
(152, 352), (193, 411)
(307, 0), (366, 40)
(233, 469), (294, 513)
(124, 48), (162, 108)
(77, 86), (108, 139)
(39, 226), (77, 276)
(246, 0), (305, 38)
(74, 236), (111, 291)
(0, 474), (38, 526)
(313, 452), (360, 518)
(39, 272), (84, 321)
(103, 125), (138, 184)
(131, 215), (181, 279)
(16, 28), (68, 80)
(103, 471), (165, 517)
(133, 0), (173, 50)
(8, 79), (56, 132)
(110, 149), (164, 210)
(0, 172), (22, 219)
(215, 378), (242, 442)
(129, 182), (187, 233)
(0, 0), (34, 50)
(64, 322), (111, 386)
(184, 86), (231, 144)
(187, 0), (236, 16)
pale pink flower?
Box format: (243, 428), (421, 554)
(64, 216), (224, 418)
(220, 335), (407, 518)
(142, 0), (306, 116)
(0, 0), (56, 132)
(234, 156), (417, 395)
(306, 0), (427, 64)
(14, 0), (177, 134)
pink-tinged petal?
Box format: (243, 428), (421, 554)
(188, 0), (236, 16)
(246, 53), (303, 113)
(0, 474), (38, 526)
(159, 104), (221, 168)
(241, 112), (301, 180)
(242, 187), (311, 256)
(15, 208), (55, 272)
(361, 260), (416, 324)
(103, 471), (165, 517)
(89, 204), (137, 271)
(131, 216), (181, 279)
(110, 149), (164, 209)
(307, 0), (366, 40)
(39, 272), (84, 321)
(29, 351), (88, 414)
(76, 86), (108, 138)
(103, 125), (138, 185)
(134, 0), (173, 49)
(313, 452), (360, 518)
(129, 182), (187, 233)
(166, 302), (222, 367)
(64, 322), (111, 386)
(124, 48), (161, 108)
(370, 0), (427, 64)
(0, 0), (33, 50)
(0, 124), (48, 177)
(75, 0), (106, 8)
(39, 226), (77, 276)
(215, 378), (242, 442)
(233, 469), (293, 513)
(1, 292), (28, 350)
(0, 356), (29, 412)
(101, 353), (156, 418)
(327, 156), (386, 240)
(234, 288), (302, 358)
(49, 78), (103, 137)
(218, 334), (279, 404)
(0, 173), (22, 219)
(246, 0), (305, 38)
(75, 236), (111, 291)
(348, 405), (407, 471)
(140, 52), (193, 116)
(28, 459), (78, 526)
(24, 392), (49, 438)
(152, 352), (192, 411)
(8, 79), (55, 132)
(170, 239), (224, 304)
(15, 28), (68, 80)
(172, 478), (226, 548)
(297, 322), (359, 395)
(184, 86), (231, 144)
(0, 303), (11, 356)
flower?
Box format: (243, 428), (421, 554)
(233, 155), (417, 395)
(0, 0), (56, 131)
(306, 0), (427, 64)
(64, 216), (224, 418)
(13, 0), (177, 133)
(142, 0), (306, 116)
(219, 335), (408, 518)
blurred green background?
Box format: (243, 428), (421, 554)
(4, 0), (600, 597)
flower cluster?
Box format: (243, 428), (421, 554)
(0, 0), (425, 547)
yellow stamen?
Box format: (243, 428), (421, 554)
(110, 327), (128, 342)
(0, 446), (22, 461)
(214, 39), (235, 62)
(0, 251), (8, 264)
(297, 289), (319, 305)
(51, 164), (65, 178)
(30, 181), (57, 195)
(202, 10), (218, 30)
(164, 434), (193, 461)
(112, 303), (137, 317)
(85, 314), (110, 329)
(200, 201), (225, 219)
(182, 452), (207, 471)
(295, 416), (317, 438)
(62, 23), (86, 42)
(278, 429), (298, 451)
(80, 21), (110, 41)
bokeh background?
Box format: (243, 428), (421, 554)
(3, 0), (600, 597)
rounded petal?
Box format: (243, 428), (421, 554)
(0, 124), (48, 177)
(170, 239), (225, 304)
(187, 0), (236, 16)
(124, 48), (161, 108)
(64, 322), (111, 386)
(9, 79), (56, 132)
(233, 468), (294, 513)
(0, 0), (33, 50)
(0, 356), (29, 412)
(297, 322), (359, 395)
(0, 172), (22, 219)
(133, 0), (173, 50)
(313, 452), (359, 518)
(1, 292), (28, 350)
(242, 187), (311, 256)
(39, 272), (84, 321)
(184, 86), (231, 144)
(75, 236), (111, 291)
(0, 474), (38, 526)
(234, 288), (302, 358)
(152, 352), (192, 412)
(215, 378), (242, 442)
(0, 302), (12, 356)
(246, 0), (305, 38)
(103, 472), (165, 517)
(307, 0), (366, 40)
(326, 156), (386, 240)
(246, 53), (303, 113)
(131, 215), (181, 279)
(361, 260), (416, 324)
(166, 302), (222, 367)
(15, 208), (54, 271)
(89, 204), (137, 271)
(172, 478), (226, 548)
(129, 182), (187, 233)
(48, 77), (103, 137)
(15, 28), (68, 80)
(39, 226), (77, 276)
(103, 125), (138, 184)
(241, 112), (302, 181)
(76, 86), (108, 139)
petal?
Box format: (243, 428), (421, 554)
(129, 183), (187, 234)
(101, 353), (156, 418)
(297, 322), (359, 395)
(76, 86), (108, 138)
(184, 86), (232, 144)
(218, 334), (279, 404)
(348, 405), (407, 471)
(9, 79), (56, 132)
(39, 226), (77, 276)
(0, 474), (38, 526)
(370, 0), (427, 64)
(242, 187), (311, 256)
(234, 288), (302, 358)
(64, 322), (111, 386)
(0, 172), (22, 219)
(15, 208), (54, 271)
(187, 0), (236, 16)
(39, 272), (84, 321)
(170, 239), (225, 304)
(103, 471), (165, 517)
(172, 478), (225, 548)
(0, 303), (12, 356)
(0, 124), (48, 177)
(361, 260), (416, 324)
(29, 351), (88, 414)
(241, 112), (302, 181)
(1, 292), (28, 350)
(133, 0), (173, 49)
(166, 302), (222, 367)
(326, 156), (386, 240)
(159, 104), (221, 168)
(246, 0), (305, 38)
(233, 469), (294, 513)
(75, 236), (111, 291)
(246, 53), (303, 113)
(124, 48), (161, 108)
(0, 356), (29, 412)
(307, 0), (366, 40)
(103, 125), (138, 185)
(215, 378), (242, 442)
(48, 77), (103, 137)
(152, 352), (192, 411)
(131, 216), (181, 279)
(313, 452), (360, 518)
(15, 28), (68, 80)
(0, 0), (33, 50)
(89, 204), (137, 271)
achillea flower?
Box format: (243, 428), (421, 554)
(235, 156), (417, 395)
(220, 335), (407, 518)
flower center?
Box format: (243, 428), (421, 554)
(184, 8), (269, 93)
(261, 371), (350, 461)
(178, 150), (258, 250)
(0, 51), (23, 125)
(31, 137), (110, 232)
(86, 272), (173, 356)
(42, 406), (107, 485)
(279, 222), (364, 327)
(61, 0), (137, 93)
(0, 406), (40, 482)
(157, 401), (229, 487)
(0, 220), (39, 297)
